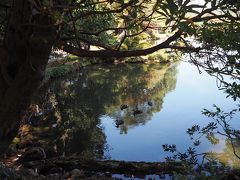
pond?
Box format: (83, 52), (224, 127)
(28, 60), (239, 167)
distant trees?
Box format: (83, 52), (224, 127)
(0, 0), (239, 151)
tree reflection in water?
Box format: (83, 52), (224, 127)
(16, 63), (177, 160)
(7, 61), (240, 178)
(103, 63), (178, 134)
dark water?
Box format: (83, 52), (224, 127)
(31, 61), (239, 167)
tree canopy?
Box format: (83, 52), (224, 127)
(1, 0), (239, 78)
(1, 0), (240, 56)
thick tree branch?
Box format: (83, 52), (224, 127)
(56, 31), (182, 57)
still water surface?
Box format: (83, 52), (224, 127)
(36, 61), (239, 164)
(101, 62), (238, 162)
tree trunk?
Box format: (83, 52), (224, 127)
(0, 0), (55, 153)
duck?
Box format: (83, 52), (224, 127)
(133, 109), (143, 116)
(120, 104), (128, 110)
(147, 101), (153, 106)
(115, 119), (124, 128)
(133, 105), (143, 116)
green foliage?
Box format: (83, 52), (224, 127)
(179, 22), (197, 36)
(121, 32), (153, 50)
(63, 55), (80, 62)
(124, 56), (143, 62)
(148, 52), (171, 62)
(61, 1), (118, 48)
(200, 22), (240, 52)
(46, 64), (72, 78)
(1, 0), (240, 58)
(220, 82), (240, 101)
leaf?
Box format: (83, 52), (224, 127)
(183, 0), (191, 6)
(178, 0), (183, 6)
(156, 10), (167, 17)
(187, 147), (196, 155)
(206, 133), (219, 144)
(165, 18), (172, 25)
(162, 144), (176, 152)
(193, 140), (200, 146)
(166, 0), (178, 14)
(187, 125), (200, 135)
(211, 0), (217, 7)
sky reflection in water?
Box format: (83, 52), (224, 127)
(101, 61), (239, 162)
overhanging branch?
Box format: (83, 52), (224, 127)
(55, 31), (182, 58)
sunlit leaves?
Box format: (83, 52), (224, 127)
(206, 132), (219, 144)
